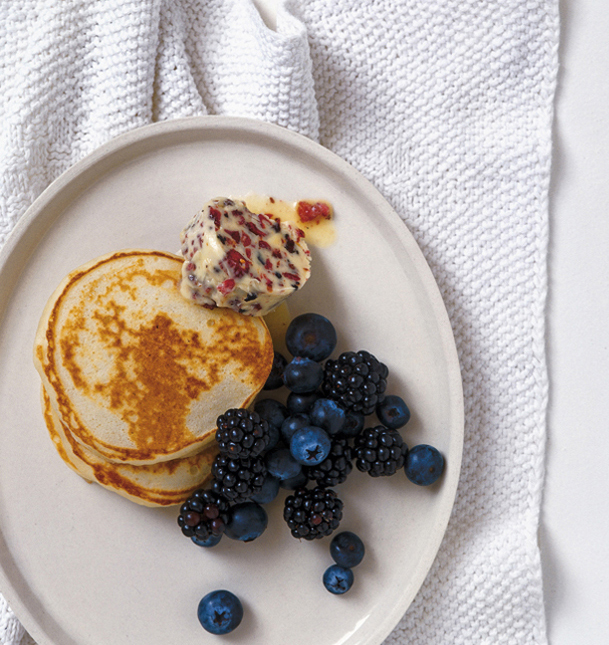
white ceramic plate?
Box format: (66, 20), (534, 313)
(0, 117), (463, 645)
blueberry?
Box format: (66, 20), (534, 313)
(310, 398), (346, 436)
(281, 413), (311, 444)
(376, 395), (411, 429)
(285, 313), (337, 361)
(279, 469), (309, 490)
(323, 565), (354, 595)
(340, 411), (365, 438)
(330, 531), (365, 568)
(265, 447), (302, 481)
(266, 423), (281, 451)
(405, 444), (444, 485)
(250, 473), (281, 504)
(191, 534), (222, 548)
(225, 501), (268, 541)
(254, 398), (288, 430)
(283, 357), (324, 394)
(290, 426), (331, 466)
(287, 391), (321, 415)
(198, 589), (244, 634)
(264, 351), (288, 390)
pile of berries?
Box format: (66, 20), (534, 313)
(179, 311), (445, 552)
(184, 311), (446, 631)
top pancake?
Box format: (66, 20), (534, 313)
(34, 249), (273, 465)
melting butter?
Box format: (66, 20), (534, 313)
(242, 193), (336, 248)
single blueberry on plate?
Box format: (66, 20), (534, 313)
(264, 351), (288, 390)
(376, 395), (411, 429)
(250, 473), (281, 504)
(404, 444), (444, 486)
(330, 531), (365, 568)
(281, 413), (311, 444)
(283, 357), (324, 393)
(310, 398), (346, 436)
(225, 501), (268, 541)
(290, 426), (332, 466)
(265, 447), (303, 481)
(323, 565), (354, 595)
(197, 589), (244, 634)
(285, 313), (337, 361)
(287, 390), (321, 415)
(340, 410), (365, 438)
(192, 534), (222, 548)
(254, 398), (288, 430)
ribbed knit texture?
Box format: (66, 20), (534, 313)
(0, 1), (558, 644)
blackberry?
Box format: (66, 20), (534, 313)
(283, 486), (343, 540)
(178, 489), (231, 540)
(305, 438), (354, 487)
(210, 453), (267, 503)
(354, 425), (408, 476)
(321, 350), (388, 416)
(215, 408), (271, 458)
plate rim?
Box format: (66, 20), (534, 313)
(0, 115), (464, 645)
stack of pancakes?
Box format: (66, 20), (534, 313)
(33, 250), (274, 507)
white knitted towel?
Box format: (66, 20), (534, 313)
(0, 1), (558, 644)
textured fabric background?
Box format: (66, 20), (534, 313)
(0, 1), (558, 644)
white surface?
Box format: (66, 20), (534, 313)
(543, 0), (609, 643)
(0, 117), (462, 645)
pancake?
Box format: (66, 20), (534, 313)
(34, 249), (273, 465)
(41, 387), (217, 507)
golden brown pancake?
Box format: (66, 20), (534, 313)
(41, 387), (217, 507)
(34, 250), (273, 465)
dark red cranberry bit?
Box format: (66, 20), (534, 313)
(264, 277), (274, 292)
(218, 279), (235, 295)
(253, 303), (262, 311)
(245, 248), (252, 259)
(241, 232), (252, 247)
(209, 207), (222, 229)
(295, 228), (305, 241)
(186, 262), (196, 271)
(225, 249), (250, 277)
(265, 259), (273, 270)
(226, 230), (241, 243)
(247, 221), (266, 237)
(283, 272), (301, 281)
(272, 248), (283, 259)
(269, 197), (276, 203)
(258, 240), (272, 251)
(203, 302), (216, 310)
(297, 201), (331, 223)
